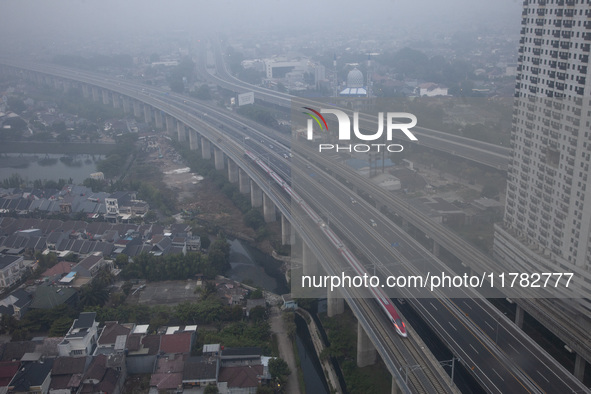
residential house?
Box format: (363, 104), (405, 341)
(58, 312), (99, 357)
(95, 322), (131, 356)
(220, 348), (263, 367)
(30, 283), (78, 311)
(7, 358), (54, 394)
(48, 356), (90, 394)
(159, 330), (195, 355)
(182, 356), (218, 389)
(0, 361), (19, 394)
(149, 354), (186, 394)
(78, 354), (125, 394)
(0, 289), (32, 319)
(0, 255), (26, 289)
(217, 365), (264, 394)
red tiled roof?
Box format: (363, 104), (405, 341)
(160, 331), (193, 354)
(218, 365), (263, 388)
(41, 261), (74, 277)
(0, 361), (20, 386)
(98, 322), (130, 345)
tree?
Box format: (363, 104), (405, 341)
(7, 97), (27, 114)
(115, 254), (129, 268)
(244, 209), (265, 229)
(204, 385), (219, 394)
(269, 358), (290, 379)
(79, 282), (109, 308)
(249, 306), (267, 323)
(49, 317), (74, 337)
(194, 84), (212, 100)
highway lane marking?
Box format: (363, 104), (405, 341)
(469, 344), (479, 354)
(492, 368), (505, 382)
(508, 343), (519, 353)
(444, 299), (533, 393)
(485, 321), (494, 331)
(448, 321), (457, 331)
(536, 370), (550, 383)
(429, 302), (438, 310)
(462, 300), (472, 310)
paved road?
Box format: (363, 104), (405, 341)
(270, 306), (301, 394)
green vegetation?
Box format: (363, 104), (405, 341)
(269, 357), (291, 387)
(320, 310), (390, 393)
(195, 321), (272, 353)
(120, 247), (228, 281)
(236, 105), (279, 129)
(96, 133), (137, 179)
(167, 56), (195, 93)
(191, 84), (212, 100)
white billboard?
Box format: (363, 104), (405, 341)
(238, 91), (255, 106)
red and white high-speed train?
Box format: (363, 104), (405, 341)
(244, 150), (407, 338)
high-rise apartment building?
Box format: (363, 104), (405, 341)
(494, 0), (591, 276)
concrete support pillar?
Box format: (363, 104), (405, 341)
(327, 289), (344, 317)
(515, 304), (524, 329)
(302, 242), (318, 276)
(239, 169), (250, 194)
(133, 101), (142, 118)
(81, 84), (90, 98)
(574, 353), (586, 381)
(36, 74), (44, 85)
(63, 81), (70, 93)
(121, 97), (130, 114)
(165, 115), (174, 135)
(201, 138), (211, 160)
(357, 321), (377, 367)
(92, 87), (100, 102)
(281, 215), (294, 245)
(177, 121), (186, 142)
(189, 129), (198, 150)
(214, 148), (225, 170)
(144, 104), (151, 124)
(392, 379), (402, 394)
(112, 94), (120, 109)
(102, 89), (109, 105)
(228, 160), (238, 183)
(154, 111), (163, 129)
(53, 79), (60, 90)
(263, 193), (276, 223)
(432, 241), (440, 257)
(250, 182), (263, 208)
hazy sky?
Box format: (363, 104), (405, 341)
(0, 0), (523, 54)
